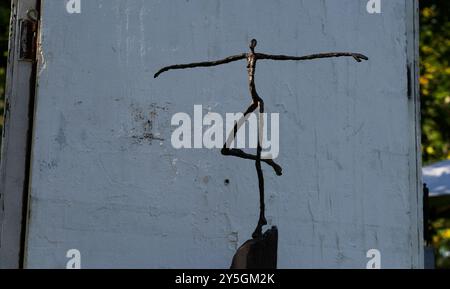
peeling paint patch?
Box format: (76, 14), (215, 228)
(129, 102), (171, 145)
(39, 160), (58, 172)
(228, 231), (239, 250)
(37, 21), (47, 77)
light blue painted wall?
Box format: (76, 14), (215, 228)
(25, 0), (422, 268)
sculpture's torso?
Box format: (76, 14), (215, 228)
(247, 52), (257, 85)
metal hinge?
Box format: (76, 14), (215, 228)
(407, 63), (412, 99)
(18, 9), (39, 62)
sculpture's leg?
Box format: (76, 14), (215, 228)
(221, 102), (282, 176)
(252, 100), (267, 239)
(223, 101), (258, 147)
(221, 148), (282, 176)
(220, 93), (277, 239)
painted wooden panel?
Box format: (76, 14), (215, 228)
(22, 0), (421, 268)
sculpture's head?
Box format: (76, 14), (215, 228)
(249, 39), (258, 52)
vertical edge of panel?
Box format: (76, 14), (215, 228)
(406, 0), (423, 269)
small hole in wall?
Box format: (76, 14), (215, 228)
(224, 179), (230, 186)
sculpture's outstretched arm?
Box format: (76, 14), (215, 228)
(256, 52), (368, 62)
(154, 53), (247, 78)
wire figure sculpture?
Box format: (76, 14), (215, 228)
(155, 39), (368, 239)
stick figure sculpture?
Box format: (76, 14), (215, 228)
(155, 39), (368, 239)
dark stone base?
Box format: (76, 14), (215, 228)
(230, 226), (278, 269)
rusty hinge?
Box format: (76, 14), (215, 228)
(19, 9), (39, 62)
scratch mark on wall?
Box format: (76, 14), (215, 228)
(55, 113), (68, 150)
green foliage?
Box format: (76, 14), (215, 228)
(431, 218), (450, 268)
(420, 1), (450, 164)
(420, 0), (450, 269)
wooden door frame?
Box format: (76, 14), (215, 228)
(0, 0), (40, 269)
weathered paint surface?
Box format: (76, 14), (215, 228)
(0, 0), (39, 268)
(25, 0), (422, 268)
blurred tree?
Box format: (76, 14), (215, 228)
(420, 0), (450, 164)
(420, 0), (450, 269)
(0, 0), (10, 132)
(432, 218), (450, 268)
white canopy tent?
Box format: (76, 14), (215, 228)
(423, 160), (450, 197)
(423, 160), (450, 220)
